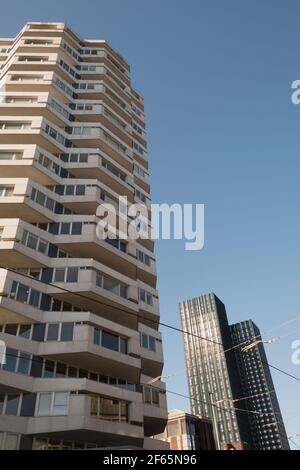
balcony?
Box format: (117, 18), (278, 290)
(141, 374), (168, 436)
(139, 324), (164, 377)
(67, 125), (133, 167)
(0, 93), (71, 127)
(1, 394), (144, 448)
(71, 102), (132, 142)
(0, 116), (69, 154)
(0, 323), (141, 383)
(0, 145), (63, 184)
(61, 151), (133, 194)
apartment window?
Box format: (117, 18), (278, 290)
(0, 394), (4, 414)
(139, 288), (153, 306)
(45, 124), (65, 145)
(102, 159), (126, 181)
(17, 352), (31, 375)
(54, 76), (74, 98)
(53, 267), (78, 283)
(132, 105), (143, 118)
(90, 396), (128, 423)
(49, 98), (70, 120)
(143, 386), (152, 404)
(3, 347), (18, 372)
(133, 141), (145, 156)
(0, 122), (31, 130)
(132, 122), (144, 135)
(144, 387), (161, 407)
(137, 249), (151, 266)
(30, 188), (57, 213)
(43, 360), (55, 378)
(46, 324), (59, 341)
(36, 392), (69, 417)
(11, 74), (43, 81)
(19, 324), (31, 339)
(101, 330), (119, 351)
(53, 393), (69, 416)
(5, 395), (20, 416)
(0, 152), (22, 160)
(4, 96), (37, 104)
(21, 230), (48, 254)
(105, 238), (126, 253)
(60, 323), (74, 341)
(96, 274), (126, 298)
(134, 163), (146, 178)
(93, 328), (128, 354)
(36, 393), (51, 416)
(135, 189), (147, 203)
(18, 56), (48, 62)
(24, 39), (53, 45)
(0, 186), (14, 197)
(140, 333), (156, 352)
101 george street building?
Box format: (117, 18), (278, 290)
(0, 22), (168, 450)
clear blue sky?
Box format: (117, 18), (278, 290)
(1, 0), (300, 448)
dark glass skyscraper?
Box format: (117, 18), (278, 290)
(179, 293), (289, 450)
(230, 320), (289, 450)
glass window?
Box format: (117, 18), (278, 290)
(29, 289), (40, 307)
(30, 355), (43, 378)
(56, 363), (67, 378)
(43, 360), (55, 378)
(60, 223), (70, 235)
(120, 337), (127, 354)
(16, 284), (29, 303)
(79, 369), (88, 378)
(149, 336), (156, 352)
(101, 330), (119, 352)
(4, 324), (18, 336)
(144, 386), (152, 404)
(68, 366), (78, 378)
(94, 328), (100, 346)
(53, 392), (68, 416)
(152, 389), (160, 405)
(91, 396), (98, 416)
(3, 347), (18, 372)
(46, 324), (59, 341)
(141, 333), (148, 349)
(19, 324), (31, 339)
(60, 323), (73, 341)
(66, 268), (78, 283)
(17, 352), (31, 375)
(27, 233), (38, 250)
(0, 394), (4, 414)
(100, 398), (119, 422)
(20, 393), (36, 417)
(72, 222), (82, 235)
(103, 277), (119, 295)
(120, 401), (128, 422)
(5, 395), (20, 416)
(54, 268), (65, 282)
(32, 323), (45, 341)
(37, 393), (52, 416)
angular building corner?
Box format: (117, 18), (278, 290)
(0, 22), (168, 450)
